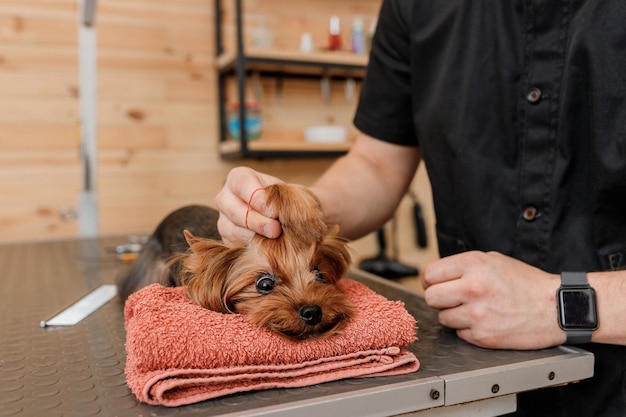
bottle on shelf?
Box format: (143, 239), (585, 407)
(226, 102), (263, 141)
(328, 16), (342, 51)
(351, 16), (365, 55)
(300, 32), (314, 53)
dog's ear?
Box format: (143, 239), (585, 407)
(183, 229), (202, 250)
(315, 225), (351, 283)
(179, 232), (245, 314)
(264, 184), (326, 246)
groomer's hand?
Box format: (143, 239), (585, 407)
(422, 251), (566, 350)
(215, 166), (283, 246)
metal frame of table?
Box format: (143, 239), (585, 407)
(0, 237), (593, 417)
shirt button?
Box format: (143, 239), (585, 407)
(522, 206), (539, 221)
(526, 87), (542, 104)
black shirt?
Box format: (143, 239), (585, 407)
(354, 1), (626, 416)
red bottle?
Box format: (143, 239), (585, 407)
(328, 16), (342, 51)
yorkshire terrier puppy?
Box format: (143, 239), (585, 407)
(117, 183), (354, 340)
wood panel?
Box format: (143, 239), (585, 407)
(0, 0), (219, 242)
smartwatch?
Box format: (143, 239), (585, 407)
(556, 272), (598, 344)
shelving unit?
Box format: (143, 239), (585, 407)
(214, 0), (368, 158)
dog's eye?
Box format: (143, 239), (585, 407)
(313, 267), (327, 283)
(256, 274), (276, 294)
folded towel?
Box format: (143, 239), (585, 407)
(124, 279), (419, 406)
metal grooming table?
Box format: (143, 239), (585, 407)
(0, 237), (594, 417)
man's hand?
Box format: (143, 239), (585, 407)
(422, 251), (566, 350)
(214, 167), (283, 246)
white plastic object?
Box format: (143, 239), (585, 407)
(304, 125), (348, 143)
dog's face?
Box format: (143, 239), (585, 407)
(179, 184), (354, 340)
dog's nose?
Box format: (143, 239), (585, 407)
(298, 305), (322, 326)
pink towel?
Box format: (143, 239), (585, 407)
(124, 279), (419, 406)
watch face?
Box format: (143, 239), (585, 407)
(558, 288), (599, 329)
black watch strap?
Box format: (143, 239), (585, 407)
(565, 331), (593, 345)
(560, 272), (595, 344)
(561, 271), (588, 287)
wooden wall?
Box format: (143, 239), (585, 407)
(0, 0), (437, 286)
(2, 0), (220, 240)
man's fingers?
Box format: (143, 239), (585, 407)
(244, 209), (281, 239)
(216, 213), (255, 246)
(422, 253), (469, 289)
(215, 187), (249, 228)
(215, 167), (286, 244)
(423, 279), (465, 310)
(436, 303), (476, 329)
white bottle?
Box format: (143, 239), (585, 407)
(300, 32), (314, 53)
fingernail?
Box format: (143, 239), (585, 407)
(264, 202), (277, 219)
(262, 224), (273, 239)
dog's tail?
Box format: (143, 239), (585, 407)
(116, 235), (168, 301)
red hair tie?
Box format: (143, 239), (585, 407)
(245, 187), (264, 230)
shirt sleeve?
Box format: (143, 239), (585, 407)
(353, 0), (418, 147)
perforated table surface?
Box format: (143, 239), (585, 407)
(0, 237), (593, 417)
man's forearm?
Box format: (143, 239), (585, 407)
(310, 133), (421, 240)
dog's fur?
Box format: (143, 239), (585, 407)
(117, 183), (354, 340)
